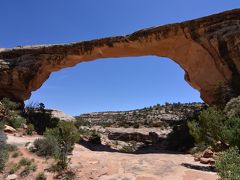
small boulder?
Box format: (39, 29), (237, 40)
(194, 156), (200, 161)
(6, 174), (18, 180)
(203, 149), (214, 158)
(4, 125), (17, 134)
(200, 157), (210, 164)
(22, 124), (28, 129)
(25, 142), (35, 151)
(193, 153), (202, 162)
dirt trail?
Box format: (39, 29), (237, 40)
(6, 134), (218, 180)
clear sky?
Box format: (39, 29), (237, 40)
(1, 1), (239, 115)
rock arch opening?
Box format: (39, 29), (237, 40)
(25, 56), (202, 115)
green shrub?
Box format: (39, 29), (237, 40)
(188, 107), (227, 146)
(222, 117), (240, 148)
(0, 98), (26, 129)
(0, 131), (8, 171)
(45, 121), (80, 149)
(224, 96), (240, 118)
(188, 96), (240, 150)
(10, 158), (36, 177)
(189, 143), (208, 154)
(88, 130), (101, 144)
(33, 121), (79, 170)
(133, 124), (139, 128)
(8, 163), (20, 174)
(216, 147), (240, 180)
(20, 168), (31, 177)
(36, 172), (47, 180)
(7, 144), (18, 152)
(119, 146), (133, 153)
(1, 98), (20, 110)
(29, 164), (37, 172)
(33, 137), (59, 157)
(0, 121), (5, 131)
(7, 112), (26, 129)
(12, 152), (19, 158)
(97, 121), (112, 128)
(45, 121), (80, 169)
(25, 103), (59, 134)
(74, 118), (91, 128)
(26, 124), (34, 135)
(19, 157), (32, 166)
(188, 120), (202, 144)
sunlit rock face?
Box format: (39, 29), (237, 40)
(0, 9), (240, 104)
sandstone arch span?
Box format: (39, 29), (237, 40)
(0, 9), (240, 104)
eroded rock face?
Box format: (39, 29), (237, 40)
(0, 9), (240, 103)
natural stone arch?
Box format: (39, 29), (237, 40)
(0, 9), (239, 104)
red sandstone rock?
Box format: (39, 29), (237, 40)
(203, 149), (214, 158)
(200, 158), (210, 164)
(0, 9), (240, 104)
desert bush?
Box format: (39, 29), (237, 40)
(12, 152), (19, 158)
(0, 131), (8, 171)
(20, 167), (31, 177)
(9, 158), (36, 176)
(46, 121), (80, 150)
(215, 147), (240, 180)
(7, 144), (18, 152)
(224, 96), (240, 118)
(8, 163), (20, 174)
(88, 129), (101, 144)
(26, 124), (34, 135)
(119, 145), (133, 153)
(0, 121), (4, 131)
(97, 121), (112, 128)
(222, 116), (240, 149)
(189, 96), (240, 150)
(33, 137), (59, 157)
(36, 172), (47, 180)
(45, 121), (80, 169)
(188, 107), (227, 146)
(133, 124), (139, 128)
(189, 143), (208, 154)
(25, 102), (59, 134)
(7, 112), (26, 129)
(19, 157), (32, 166)
(0, 98), (26, 129)
(74, 118), (91, 128)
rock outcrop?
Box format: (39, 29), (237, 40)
(46, 109), (75, 121)
(0, 9), (240, 103)
(76, 103), (204, 152)
(76, 102), (204, 128)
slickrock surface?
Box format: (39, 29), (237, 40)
(0, 9), (240, 103)
(6, 134), (218, 180)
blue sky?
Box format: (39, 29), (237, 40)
(1, 1), (239, 115)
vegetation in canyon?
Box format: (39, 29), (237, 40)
(188, 94), (240, 179)
(1, 95), (240, 179)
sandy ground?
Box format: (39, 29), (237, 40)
(6, 134), (218, 180)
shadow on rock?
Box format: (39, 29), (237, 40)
(79, 139), (118, 152)
(181, 163), (216, 172)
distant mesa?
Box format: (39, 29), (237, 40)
(0, 9), (240, 104)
